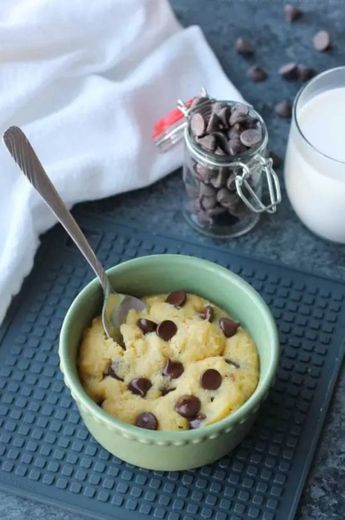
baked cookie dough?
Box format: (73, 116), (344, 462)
(78, 291), (259, 431)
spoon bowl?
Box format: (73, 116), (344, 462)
(102, 289), (146, 342)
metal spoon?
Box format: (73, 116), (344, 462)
(3, 126), (146, 342)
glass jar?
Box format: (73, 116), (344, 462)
(154, 95), (281, 238)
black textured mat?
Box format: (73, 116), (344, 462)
(1, 217), (344, 520)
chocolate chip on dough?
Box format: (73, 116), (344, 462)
(137, 318), (157, 334)
(175, 395), (201, 418)
(163, 359), (184, 379)
(135, 412), (158, 430)
(219, 317), (240, 338)
(128, 378), (152, 397)
(157, 320), (178, 341)
(201, 369), (222, 390)
(166, 290), (187, 307)
(189, 414), (206, 429)
(199, 305), (214, 322)
(104, 361), (124, 381)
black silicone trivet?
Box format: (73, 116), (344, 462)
(1, 217), (344, 520)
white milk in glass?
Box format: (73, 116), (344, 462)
(285, 85), (345, 243)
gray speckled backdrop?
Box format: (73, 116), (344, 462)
(1, 1), (344, 519)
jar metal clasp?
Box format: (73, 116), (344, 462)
(235, 156), (281, 214)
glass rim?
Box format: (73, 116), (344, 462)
(293, 66), (345, 165)
(185, 99), (268, 167)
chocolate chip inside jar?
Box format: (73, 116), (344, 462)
(78, 292), (259, 431)
(184, 97), (266, 233)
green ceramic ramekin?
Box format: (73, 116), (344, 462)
(59, 255), (279, 471)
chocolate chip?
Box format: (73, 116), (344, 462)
(226, 173), (237, 191)
(297, 65), (315, 82)
(230, 200), (250, 219)
(190, 113), (206, 137)
(201, 195), (218, 210)
(210, 169), (228, 189)
(235, 37), (254, 56)
(219, 317), (240, 338)
(215, 147), (226, 156)
(135, 412), (158, 430)
(284, 4), (302, 22)
(166, 290), (187, 307)
(195, 163), (215, 183)
(190, 96), (210, 111)
(212, 101), (226, 114)
(243, 117), (259, 130)
(198, 134), (216, 152)
(240, 128), (262, 147)
(206, 113), (222, 134)
(161, 387), (176, 396)
(201, 369), (222, 390)
(218, 107), (231, 128)
(163, 359), (184, 379)
(229, 110), (249, 127)
(207, 205), (227, 217)
(313, 30), (331, 52)
(247, 65), (268, 82)
(227, 125), (241, 140)
(200, 183), (217, 197)
(199, 305), (214, 322)
(137, 318), (157, 334)
(189, 414), (206, 429)
(196, 209), (214, 226)
(228, 137), (247, 156)
(104, 361), (124, 381)
(233, 103), (249, 116)
(175, 395), (201, 418)
(128, 378), (152, 397)
(213, 132), (229, 154)
(274, 100), (292, 118)
(225, 358), (240, 369)
(157, 320), (177, 341)
(279, 62), (298, 80)
(217, 188), (238, 209)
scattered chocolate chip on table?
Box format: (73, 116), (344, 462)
(284, 3), (303, 23)
(313, 30), (331, 52)
(247, 65), (268, 82)
(297, 64), (316, 81)
(274, 99), (293, 118)
(279, 62), (299, 80)
(235, 37), (254, 56)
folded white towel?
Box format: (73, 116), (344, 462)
(0, 0), (242, 324)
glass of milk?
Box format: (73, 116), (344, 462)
(285, 67), (345, 243)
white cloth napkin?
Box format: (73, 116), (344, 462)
(0, 0), (242, 324)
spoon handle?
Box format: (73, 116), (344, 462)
(3, 126), (110, 294)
